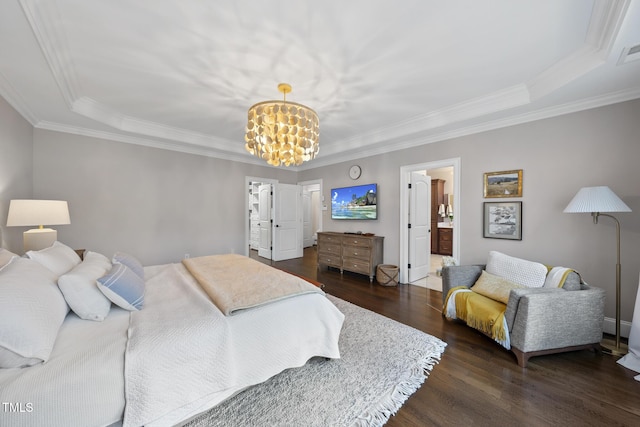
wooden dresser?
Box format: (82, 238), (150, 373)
(317, 232), (384, 283)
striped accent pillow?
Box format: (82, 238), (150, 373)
(113, 251), (144, 279)
(97, 263), (145, 311)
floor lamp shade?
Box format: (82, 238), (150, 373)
(6, 200), (71, 252)
(563, 186), (631, 214)
(564, 186), (631, 356)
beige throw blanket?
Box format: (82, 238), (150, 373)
(182, 254), (324, 315)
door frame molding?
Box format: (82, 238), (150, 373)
(297, 178), (323, 240)
(399, 158), (460, 284)
(244, 176), (278, 257)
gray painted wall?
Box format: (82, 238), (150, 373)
(32, 130), (297, 265)
(1, 94), (639, 328)
(300, 99), (640, 324)
(0, 95), (33, 250)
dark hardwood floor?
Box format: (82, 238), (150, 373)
(252, 247), (640, 427)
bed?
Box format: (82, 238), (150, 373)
(0, 244), (344, 427)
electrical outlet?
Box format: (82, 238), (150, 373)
(184, 253), (190, 259)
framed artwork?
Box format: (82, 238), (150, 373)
(483, 169), (523, 198)
(483, 202), (522, 240)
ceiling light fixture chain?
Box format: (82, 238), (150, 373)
(245, 83), (319, 167)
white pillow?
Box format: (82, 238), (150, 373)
(58, 251), (113, 321)
(0, 248), (18, 268)
(97, 263), (145, 311)
(486, 251), (547, 288)
(0, 257), (70, 368)
(26, 241), (81, 277)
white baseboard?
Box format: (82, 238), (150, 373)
(603, 317), (632, 338)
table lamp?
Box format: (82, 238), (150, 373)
(6, 200), (71, 252)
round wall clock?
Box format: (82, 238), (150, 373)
(349, 165), (362, 180)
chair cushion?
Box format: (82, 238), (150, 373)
(486, 251), (547, 288)
(472, 270), (523, 304)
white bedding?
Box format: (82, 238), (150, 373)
(125, 262), (344, 426)
(0, 307), (129, 427)
(0, 261), (344, 427)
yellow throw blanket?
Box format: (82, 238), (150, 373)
(444, 286), (509, 346)
(182, 254), (324, 315)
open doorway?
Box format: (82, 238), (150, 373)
(399, 158), (460, 289)
(298, 179), (323, 249)
(245, 176), (278, 258)
(245, 177), (316, 262)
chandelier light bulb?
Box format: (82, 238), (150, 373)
(245, 83), (319, 167)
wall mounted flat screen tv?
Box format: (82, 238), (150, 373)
(331, 183), (377, 220)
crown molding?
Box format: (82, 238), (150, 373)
(19, 0), (80, 107)
(35, 86), (640, 172)
(320, 84), (531, 157)
(527, 0), (630, 101)
(71, 97), (244, 154)
(586, 0), (631, 53)
(35, 121), (266, 166)
(0, 71), (38, 125)
(301, 86), (640, 170)
(326, 0), (632, 157)
(329, 0), (632, 157)
(15, 0), (636, 170)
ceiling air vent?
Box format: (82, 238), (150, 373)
(617, 43), (640, 65)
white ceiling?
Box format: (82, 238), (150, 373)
(1, 0), (639, 169)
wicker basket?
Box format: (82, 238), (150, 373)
(376, 264), (399, 287)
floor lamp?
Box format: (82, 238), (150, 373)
(564, 186), (632, 356)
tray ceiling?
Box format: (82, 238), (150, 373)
(1, 0), (639, 168)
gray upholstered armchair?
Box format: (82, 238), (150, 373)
(442, 264), (606, 367)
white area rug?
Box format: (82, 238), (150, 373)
(185, 295), (447, 427)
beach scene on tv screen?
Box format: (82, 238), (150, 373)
(331, 184), (377, 220)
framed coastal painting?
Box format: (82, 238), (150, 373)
(483, 169), (523, 198)
(483, 202), (522, 240)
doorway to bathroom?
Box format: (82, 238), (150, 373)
(399, 158), (460, 291)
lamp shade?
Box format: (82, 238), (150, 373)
(6, 200), (71, 227)
(563, 186), (631, 213)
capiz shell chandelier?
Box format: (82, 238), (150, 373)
(245, 83), (319, 167)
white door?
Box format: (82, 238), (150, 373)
(272, 183), (303, 261)
(408, 173), (431, 282)
(302, 189), (313, 248)
(258, 184), (272, 259)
